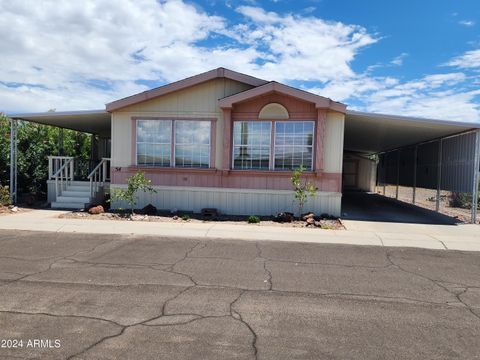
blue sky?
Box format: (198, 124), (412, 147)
(1, 0), (479, 121)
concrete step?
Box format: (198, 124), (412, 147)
(51, 202), (89, 209)
(56, 196), (91, 203)
(62, 190), (91, 197)
(69, 181), (91, 186)
(66, 185), (91, 192)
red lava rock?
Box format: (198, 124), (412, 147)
(88, 205), (104, 215)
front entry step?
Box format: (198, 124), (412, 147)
(51, 181), (94, 210)
(51, 201), (90, 209)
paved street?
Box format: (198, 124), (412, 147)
(0, 230), (479, 359)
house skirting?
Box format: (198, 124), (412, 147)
(110, 185), (341, 216)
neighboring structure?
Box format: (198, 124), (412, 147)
(7, 68), (480, 221)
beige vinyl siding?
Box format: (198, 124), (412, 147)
(111, 78), (253, 168)
(110, 185), (342, 216)
(323, 112), (345, 173)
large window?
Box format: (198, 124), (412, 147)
(233, 121), (271, 170)
(136, 119), (211, 168)
(174, 121), (211, 168)
(274, 121), (314, 170)
(232, 120), (314, 171)
(136, 120), (172, 167)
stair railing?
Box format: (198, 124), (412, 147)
(51, 157), (74, 200)
(88, 158), (111, 199)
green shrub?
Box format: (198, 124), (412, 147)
(0, 185), (11, 206)
(247, 215), (260, 224)
(291, 165), (317, 216)
(110, 171), (156, 214)
(181, 214), (190, 221)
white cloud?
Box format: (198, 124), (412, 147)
(446, 49), (480, 69)
(0, 0), (478, 123)
(0, 0), (227, 111)
(0, 0), (377, 112)
(390, 52), (408, 66)
(234, 6), (378, 82)
(459, 20), (475, 27)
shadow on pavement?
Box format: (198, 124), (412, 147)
(341, 191), (461, 225)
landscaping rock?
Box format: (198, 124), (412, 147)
(302, 212), (315, 221)
(172, 215), (179, 220)
(142, 204), (157, 215)
(274, 212), (294, 223)
(88, 205), (104, 215)
(9, 206), (18, 213)
(305, 217), (315, 226)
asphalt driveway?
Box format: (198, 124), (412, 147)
(0, 230), (479, 359)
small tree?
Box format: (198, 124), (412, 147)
(111, 171), (156, 214)
(291, 165), (317, 217)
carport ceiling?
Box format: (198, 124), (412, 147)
(9, 110), (111, 137)
(345, 110), (480, 154)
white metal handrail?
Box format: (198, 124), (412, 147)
(52, 157), (74, 199)
(48, 156), (74, 180)
(88, 158), (110, 198)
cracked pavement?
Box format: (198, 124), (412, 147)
(0, 230), (479, 359)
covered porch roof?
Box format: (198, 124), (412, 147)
(8, 109), (111, 137)
(345, 110), (480, 154)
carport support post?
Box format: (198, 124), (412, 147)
(472, 130), (480, 223)
(396, 151), (400, 200)
(413, 145), (418, 204)
(9, 118), (17, 204)
(383, 153), (386, 196)
(436, 139), (443, 212)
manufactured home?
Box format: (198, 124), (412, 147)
(8, 68), (480, 222)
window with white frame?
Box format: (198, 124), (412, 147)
(274, 121), (314, 170)
(136, 119), (211, 168)
(174, 120), (211, 168)
(232, 120), (314, 171)
(136, 120), (172, 167)
(233, 121), (272, 170)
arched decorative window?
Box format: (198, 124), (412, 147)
(258, 103), (289, 120)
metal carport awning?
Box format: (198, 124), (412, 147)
(344, 110), (480, 223)
(6, 110), (112, 204)
(8, 110), (111, 137)
(344, 110), (480, 154)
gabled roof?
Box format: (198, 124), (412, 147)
(218, 81), (346, 113)
(106, 68), (268, 112)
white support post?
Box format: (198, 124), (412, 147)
(102, 159), (107, 184)
(472, 130), (480, 223)
(436, 139), (443, 212)
(70, 159), (74, 184)
(383, 153), (387, 196)
(9, 118), (17, 204)
(413, 145), (418, 204)
(396, 151), (400, 200)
